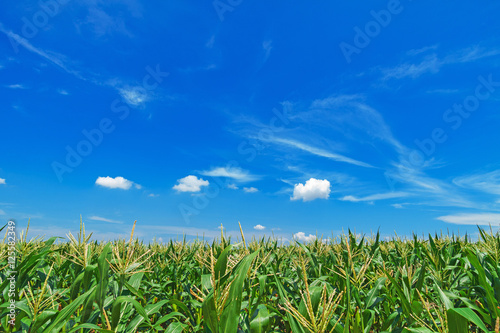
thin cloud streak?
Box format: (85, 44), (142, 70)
(340, 192), (410, 202)
(0, 23), (86, 80)
(436, 213), (500, 226)
(88, 215), (123, 224)
(0, 23), (153, 107)
(382, 45), (500, 80)
(271, 137), (374, 168)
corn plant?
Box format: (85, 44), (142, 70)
(1, 222), (499, 332)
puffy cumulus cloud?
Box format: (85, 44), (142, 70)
(291, 178), (331, 202)
(243, 187), (259, 193)
(95, 176), (140, 190)
(294, 232), (316, 242)
(436, 213), (500, 225)
(173, 175), (209, 193)
(0, 178), (5, 185)
(253, 224), (265, 230)
(227, 184), (239, 190)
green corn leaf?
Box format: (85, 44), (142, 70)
(111, 295), (150, 330)
(220, 251), (259, 333)
(250, 304), (271, 333)
(41, 286), (96, 333)
(96, 243), (112, 310)
(447, 308), (489, 333)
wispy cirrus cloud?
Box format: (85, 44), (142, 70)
(453, 170), (500, 195)
(291, 94), (407, 158)
(271, 137), (374, 168)
(0, 23), (154, 107)
(304, 94), (476, 209)
(382, 45), (500, 80)
(391, 203), (406, 209)
(88, 215), (123, 224)
(201, 166), (259, 182)
(243, 187), (258, 193)
(436, 213), (500, 226)
(5, 84), (27, 89)
(0, 23), (85, 79)
(340, 191), (409, 202)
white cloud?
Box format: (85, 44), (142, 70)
(243, 187), (259, 193)
(254, 224), (265, 230)
(201, 166), (259, 182)
(5, 84), (27, 89)
(0, 25), (75, 75)
(382, 46), (500, 80)
(308, 94), (405, 154)
(95, 176), (139, 190)
(391, 203), (405, 209)
(148, 193), (159, 197)
(406, 44), (439, 56)
(340, 192), (409, 202)
(0, 25), (154, 108)
(436, 213), (500, 226)
(291, 178), (331, 202)
(382, 55), (440, 80)
(426, 88), (460, 94)
(269, 137), (374, 168)
(227, 184), (239, 190)
(58, 89), (69, 95)
(0, 209), (5, 215)
(0, 178), (5, 185)
(88, 215), (123, 224)
(262, 40), (273, 62)
(119, 86), (148, 106)
(453, 170), (500, 195)
(173, 175), (209, 193)
(294, 232), (316, 242)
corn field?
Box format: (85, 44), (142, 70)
(1, 221), (500, 332)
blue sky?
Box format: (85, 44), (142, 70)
(1, 0), (500, 242)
